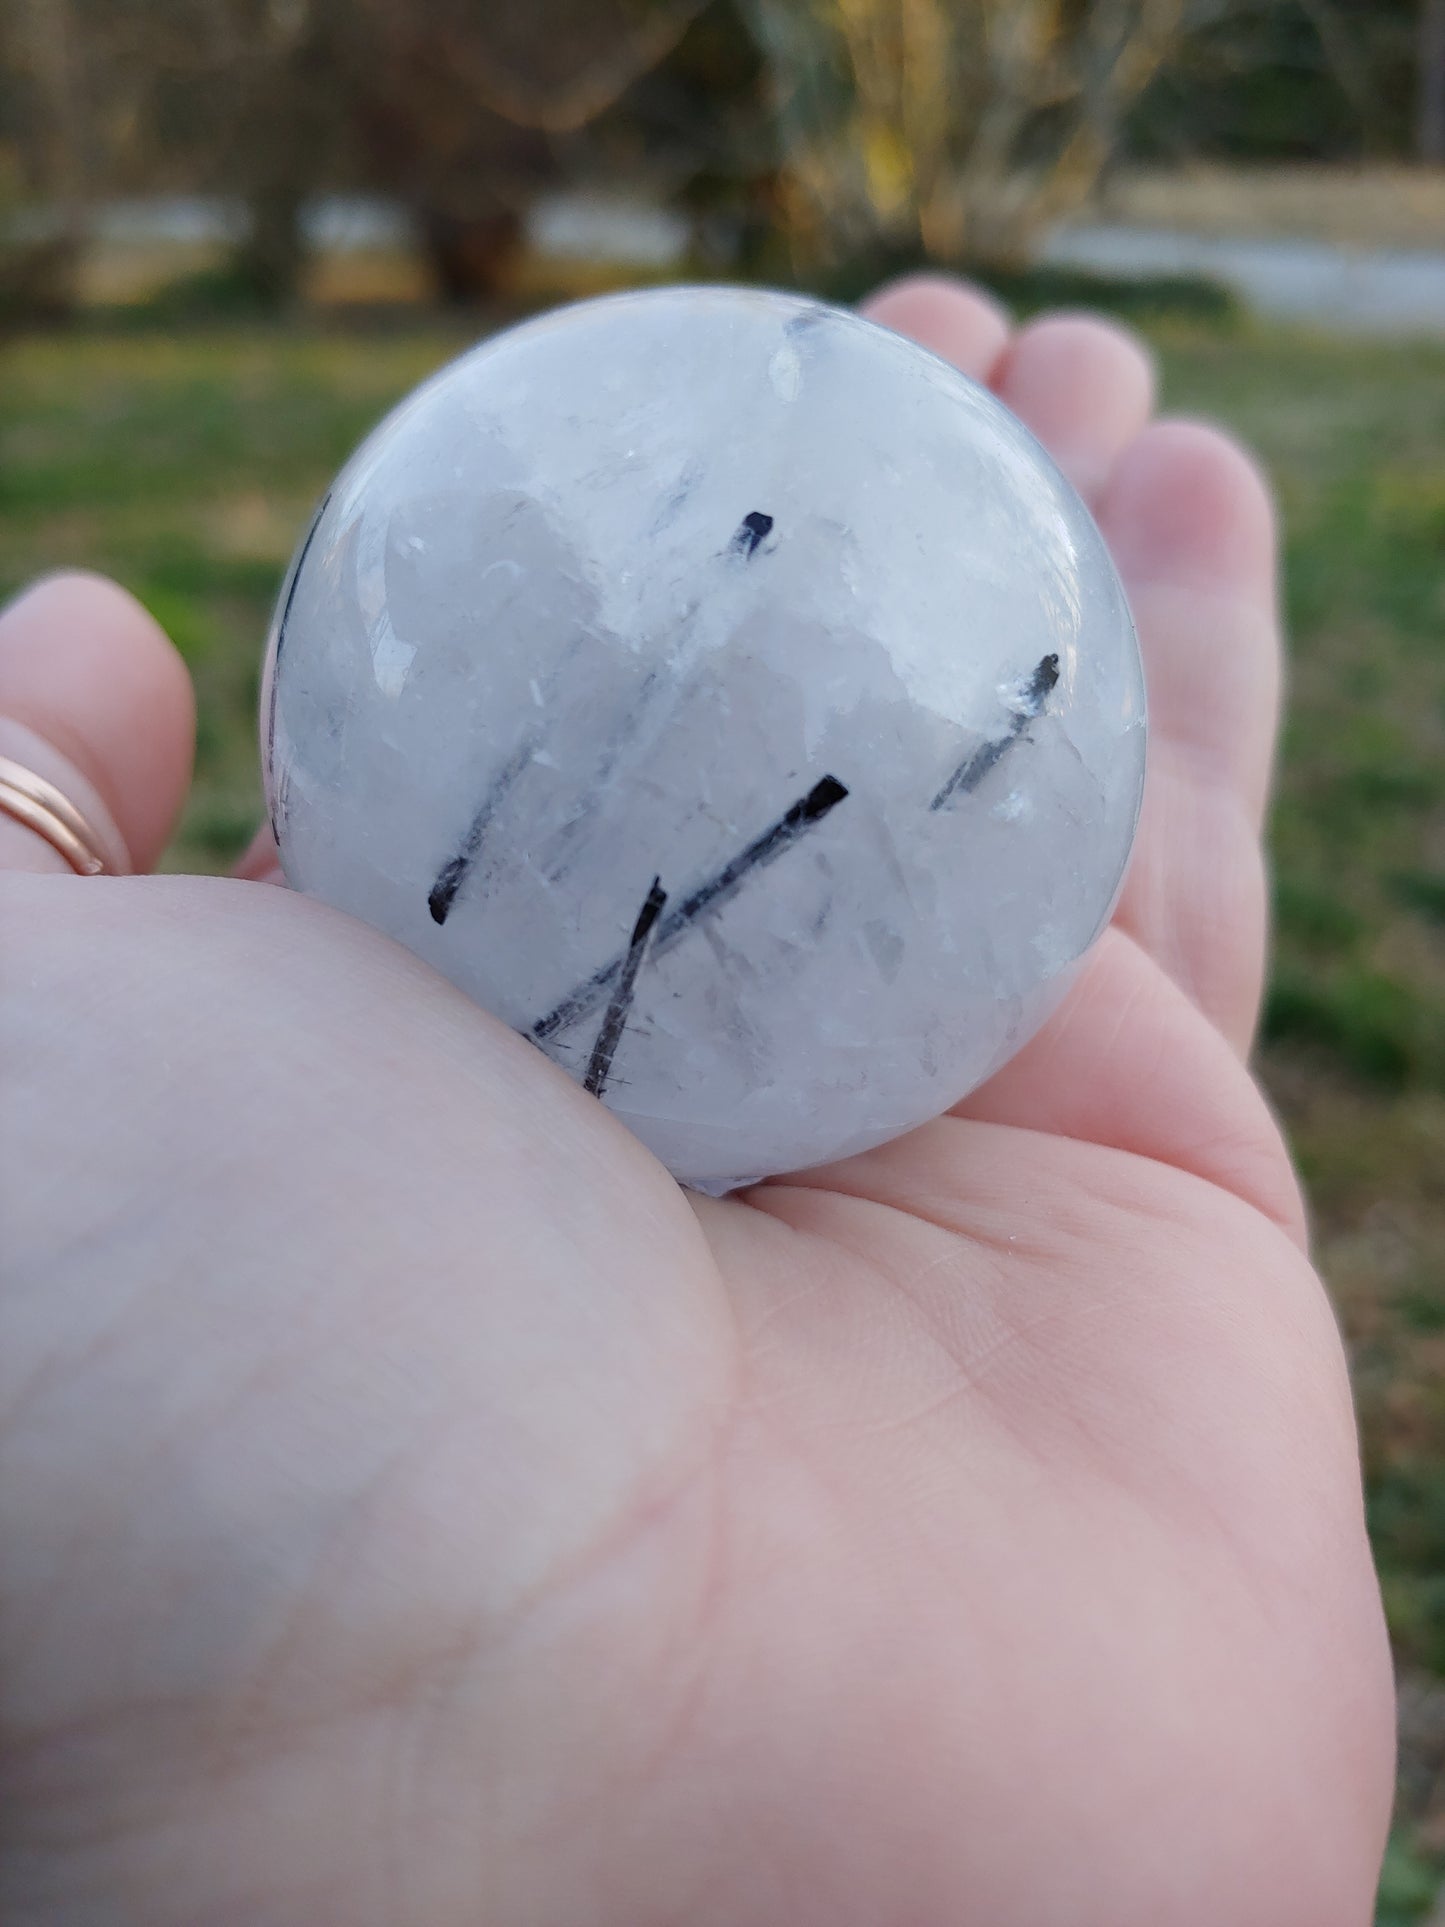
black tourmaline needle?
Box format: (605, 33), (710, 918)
(428, 739), (537, 925)
(930, 653), (1060, 811)
(582, 876), (667, 1098)
(732, 511), (774, 558)
(533, 773), (849, 1045)
(265, 490), (331, 769)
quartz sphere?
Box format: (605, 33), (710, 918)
(261, 285), (1146, 1192)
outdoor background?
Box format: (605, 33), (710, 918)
(3, 3), (1443, 1918)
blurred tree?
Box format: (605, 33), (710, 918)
(1, 0), (85, 317)
(213, 0), (346, 306)
(1, 0), (734, 308)
(1, 0), (1431, 326)
(1129, 0), (1423, 163)
(1422, 0), (1445, 159)
(743, 0), (1189, 270)
(1, 0), (354, 309)
(345, 0), (716, 298)
(581, 2), (774, 273)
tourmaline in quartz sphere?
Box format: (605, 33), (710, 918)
(261, 285), (1146, 1192)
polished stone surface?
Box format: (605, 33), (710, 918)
(262, 286), (1146, 1191)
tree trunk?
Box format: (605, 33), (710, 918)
(15, 0), (85, 315)
(1422, 0), (1445, 164)
(237, 187), (308, 307)
(418, 208), (525, 302)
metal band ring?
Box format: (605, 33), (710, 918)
(0, 753), (114, 876)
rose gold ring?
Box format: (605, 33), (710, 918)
(0, 753), (114, 876)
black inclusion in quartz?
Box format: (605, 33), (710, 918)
(784, 305), (827, 337)
(428, 738), (536, 925)
(532, 773), (849, 1045)
(930, 653), (1060, 811)
(264, 493), (333, 840)
(582, 876), (667, 1098)
(732, 511), (774, 558)
(265, 491), (331, 768)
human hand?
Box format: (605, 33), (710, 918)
(0, 278), (1394, 1926)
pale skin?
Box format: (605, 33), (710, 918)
(0, 278), (1396, 1924)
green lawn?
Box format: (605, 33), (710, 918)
(4, 310), (1445, 1914)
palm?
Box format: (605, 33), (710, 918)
(1, 283), (1392, 1927)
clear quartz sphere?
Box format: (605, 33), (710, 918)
(261, 285), (1146, 1193)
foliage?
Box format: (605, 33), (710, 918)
(1376, 1830), (1442, 1927)
(743, 0), (1189, 268)
(1132, 0), (1425, 162)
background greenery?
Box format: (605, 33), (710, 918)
(3, 298), (1443, 1915)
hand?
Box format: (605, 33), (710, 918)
(0, 279), (1393, 1926)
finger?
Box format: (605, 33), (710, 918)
(235, 822), (285, 885)
(861, 273), (1011, 383)
(0, 573), (194, 875)
(1097, 421), (1281, 1055)
(989, 311), (1156, 504)
(953, 928), (1307, 1246)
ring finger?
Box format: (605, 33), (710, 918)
(0, 574), (195, 878)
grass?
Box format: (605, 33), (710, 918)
(2, 300), (1444, 1916)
